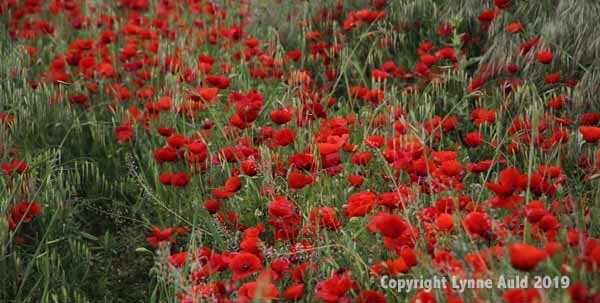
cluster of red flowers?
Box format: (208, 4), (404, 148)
(3, 0), (600, 302)
(1, 157), (41, 232)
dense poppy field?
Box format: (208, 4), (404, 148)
(1, 0), (600, 302)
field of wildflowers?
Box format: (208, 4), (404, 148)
(1, 0), (600, 302)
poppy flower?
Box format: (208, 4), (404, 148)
(1, 160), (28, 176)
(435, 213), (455, 232)
(493, 0), (511, 9)
(283, 284), (304, 301)
(580, 113), (600, 125)
(0, 113), (15, 129)
(544, 72), (561, 84)
(230, 252), (262, 280)
(238, 280), (279, 302)
(310, 207), (341, 231)
(471, 108), (496, 126)
(568, 283), (589, 303)
(464, 132), (485, 147)
(314, 271), (358, 303)
(356, 9), (386, 23)
(506, 22), (522, 33)
(115, 122), (133, 143)
(367, 212), (407, 238)
(579, 126), (600, 143)
(357, 290), (387, 303)
(224, 176), (241, 192)
(9, 201), (42, 229)
(372, 69), (390, 81)
(204, 200), (221, 214)
(478, 9), (500, 23)
(241, 159), (258, 176)
(365, 135), (385, 148)
(168, 251), (188, 268)
(536, 50), (553, 64)
(420, 54), (438, 66)
(467, 160), (494, 173)
(205, 75), (230, 89)
(523, 200), (546, 223)
(194, 87), (219, 103)
(538, 214), (560, 232)
(462, 211), (492, 239)
(166, 134), (187, 149)
(412, 290), (436, 303)
(288, 172), (314, 189)
(503, 288), (541, 303)
(440, 160), (463, 177)
(486, 167), (521, 197)
(268, 196), (297, 218)
(146, 227), (175, 247)
(437, 23), (453, 36)
(170, 172), (189, 187)
(343, 191), (378, 217)
(348, 174), (364, 187)
(273, 128), (295, 146)
(352, 151), (373, 165)
(468, 76), (486, 92)
(508, 243), (546, 271)
(270, 109), (293, 125)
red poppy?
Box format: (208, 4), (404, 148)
(357, 290), (387, 303)
(352, 151), (373, 165)
(435, 213), (455, 232)
(314, 271), (358, 303)
(9, 201), (42, 229)
(486, 167), (521, 197)
(146, 227), (175, 247)
(224, 176), (241, 192)
(288, 172), (314, 189)
(478, 9), (500, 23)
(230, 252), (262, 280)
(115, 122), (133, 143)
(467, 160), (494, 173)
(508, 243), (546, 271)
(205, 75), (230, 89)
(168, 251), (188, 268)
(310, 207), (341, 231)
(412, 290), (436, 303)
(420, 54), (438, 66)
(536, 50), (553, 64)
(462, 211), (492, 239)
(1, 159), (28, 176)
(464, 132), (485, 147)
(580, 126), (600, 143)
(523, 200), (546, 223)
(194, 87), (219, 103)
(283, 284), (304, 301)
(270, 109), (293, 125)
(503, 288), (541, 303)
(348, 174), (365, 187)
(273, 128), (295, 147)
(506, 22), (522, 33)
(544, 72), (561, 84)
(343, 191), (378, 217)
(238, 280), (279, 302)
(166, 134), (187, 149)
(494, 0), (511, 9)
(170, 172), (189, 187)
(367, 212), (407, 238)
(204, 200), (221, 214)
(268, 196), (297, 218)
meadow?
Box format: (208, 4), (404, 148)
(1, 0), (599, 302)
